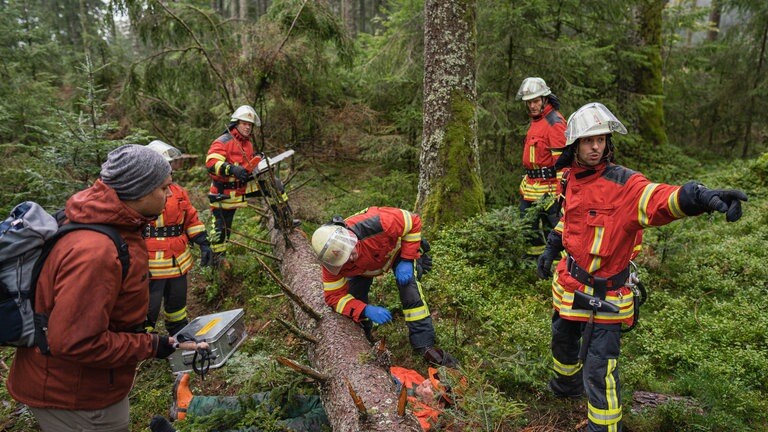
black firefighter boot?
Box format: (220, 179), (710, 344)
(548, 371), (585, 398)
(422, 346), (460, 368)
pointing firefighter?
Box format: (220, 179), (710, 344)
(517, 77), (567, 257)
(536, 102), (747, 432)
(311, 207), (457, 368)
(145, 141), (212, 336)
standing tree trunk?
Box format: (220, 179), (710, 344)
(706, 0), (722, 42)
(634, 0), (669, 148)
(416, 0), (484, 230)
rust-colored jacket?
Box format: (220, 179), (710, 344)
(7, 180), (163, 410)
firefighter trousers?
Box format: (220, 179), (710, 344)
(147, 276), (189, 336)
(210, 207), (237, 254)
(551, 311), (623, 432)
(519, 196), (560, 255)
(348, 271), (435, 351)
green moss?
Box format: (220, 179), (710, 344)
(422, 90), (485, 229)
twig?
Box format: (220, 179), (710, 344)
(228, 239), (281, 262)
(236, 241), (322, 321)
(276, 318), (319, 344)
(276, 356), (329, 382)
(228, 228), (275, 246)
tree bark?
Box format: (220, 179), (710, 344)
(269, 224), (421, 432)
(416, 0), (484, 231)
(634, 0), (669, 148)
(706, 0), (722, 42)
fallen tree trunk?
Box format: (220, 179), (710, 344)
(269, 223), (421, 432)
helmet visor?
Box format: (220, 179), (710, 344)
(565, 102), (627, 145)
(317, 227), (357, 274)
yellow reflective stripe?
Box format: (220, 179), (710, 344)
(589, 256), (601, 274)
(589, 227), (604, 257)
(207, 153), (226, 162)
(187, 225), (205, 236)
(403, 232), (421, 242)
(156, 214), (165, 226)
(528, 146), (535, 164)
(165, 307), (187, 322)
(519, 178), (559, 201)
(148, 250), (193, 277)
(555, 220), (564, 233)
(588, 402), (622, 426)
(211, 243), (228, 253)
(400, 209), (413, 236)
(553, 357), (582, 376)
(633, 243), (642, 254)
(637, 183), (660, 227)
(556, 288), (635, 322)
(605, 358), (620, 421)
(403, 305), (429, 322)
(526, 245), (545, 256)
(668, 189), (686, 218)
(335, 294), (355, 314)
(323, 278), (346, 291)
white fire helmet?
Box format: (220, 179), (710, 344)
(146, 140), (182, 162)
(565, 102), (628, 146)
(311, 225), (358, 274)
(516, 77), (551, 101)
(230, 105), (261, 126)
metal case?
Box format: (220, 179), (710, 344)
(167, 308), (247, 374)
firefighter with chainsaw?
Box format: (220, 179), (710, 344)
(145, 141), (212, 336)
(205, 105), (291, 264)
(536, 102), (747, 432)
(517, 77), (567, 256)
(311, 207), (458, 368)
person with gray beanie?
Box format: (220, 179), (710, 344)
(7, 143), (180, 432)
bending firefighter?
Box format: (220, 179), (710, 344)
(311, 207), (457, 367)
(145, 141), (212, 335)
(205, 105), (290, 264)
(516, 77), (567, 256)
(536, 102), (747, 432)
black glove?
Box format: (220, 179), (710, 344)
(225, 163), (250, 182)
(694, 184), (748, 222)
(536, 230), (564, 280)
(191, 233), (212, 267)
(416, 238), (432, 279)
(155, 335), (176, 359)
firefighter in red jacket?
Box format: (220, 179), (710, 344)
(536, 103), (747, 432)
(145, 141), (212, 335)
(311, 207), (457, 367)
(205, 105), (264, 263)
(517, 77), (567, 256)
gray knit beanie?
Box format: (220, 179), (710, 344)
(100, 144), (172, 200)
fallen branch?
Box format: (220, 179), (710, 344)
(276, 356), (329, 382)
(277, 317), (319, 344)
(228, 239), (281, 262)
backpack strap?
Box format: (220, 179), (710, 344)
(30, 223), (130, 355)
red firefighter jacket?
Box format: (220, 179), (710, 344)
(552, 163), (688, 325)
(321, 207), (422, 322)
(8, 180), (163, 410)
(519, 104), (567, 201)
(206, 127), (262, 209)
(145, 183), (206, 279)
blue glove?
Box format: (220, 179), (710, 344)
(363, 305), (392, 325)
(394, 260), (414, 285)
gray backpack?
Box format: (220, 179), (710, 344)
(0, 201), (129, 352)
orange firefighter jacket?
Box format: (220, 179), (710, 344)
(519, 103), (567, 202)
(321, 207), (422, 322)
(552, 162), (687, 325)
(145, 183), (206, 279)
(205, 127), (262, 209)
